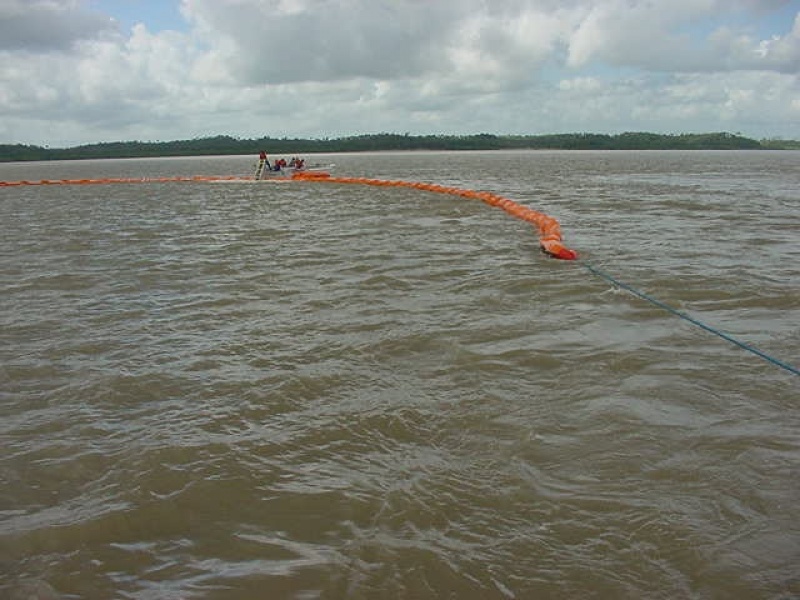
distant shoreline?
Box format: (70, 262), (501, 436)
(2, 132), (798, 162)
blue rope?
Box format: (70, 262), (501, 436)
(582, 262), (799, 377)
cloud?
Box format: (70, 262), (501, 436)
(0, 0), (118, 52)
(0, 0), (798, 146)
(711, 12), (800, 73)
(182, 0), (457, 84)
(565, 0), (800, 73)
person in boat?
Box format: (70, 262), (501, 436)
(258, 150), (271, 170)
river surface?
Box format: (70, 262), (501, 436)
(1, 150), (798, 599)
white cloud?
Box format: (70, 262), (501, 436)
(756, 12), (800, 70)
(564, 0), (800, 73)
(0, 0), (118, 51)
(182, 0), (462, 84)
(0, 0), (799, 146)
(708, 13), (800, 73)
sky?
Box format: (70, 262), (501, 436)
(1, 0), (799, 147)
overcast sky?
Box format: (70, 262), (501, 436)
(1, 0), (798, 147)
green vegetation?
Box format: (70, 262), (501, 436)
(758, 138), (800, 150)
(1, 131), (792, 162)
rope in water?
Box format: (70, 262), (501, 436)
(582, 262), (799, 377)
(292, 173), (798, 376)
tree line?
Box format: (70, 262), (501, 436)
(3, 131), (795, 162)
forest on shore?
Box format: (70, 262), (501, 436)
(2, 131), (798, 162)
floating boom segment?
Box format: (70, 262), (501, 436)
(291, 172), (578, 260)
(0, 171), (577, 260)
(0, 175), (242, 186)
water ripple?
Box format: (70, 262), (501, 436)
(2, 151), (798, 599)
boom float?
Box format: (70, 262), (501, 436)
(0, 171), (578, 260)
(291, 171), (578, 260)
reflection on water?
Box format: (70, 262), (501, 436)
(1, 150), (799, 599)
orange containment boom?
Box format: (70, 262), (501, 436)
(291, 171), (578, 260)
(0, 171), (577, 260)
(0, 175), (242, 186)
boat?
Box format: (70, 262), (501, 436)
(259, 165), (305, 178)
(254, 156), (331, 180)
